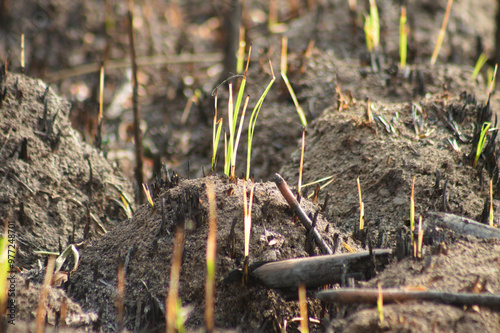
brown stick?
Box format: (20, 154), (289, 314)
(128, 0), (144, 204)
(252, 250), (391, 289)
(424, 212), (500, 240)
(273, 173), (333, 254)
(35, 255), (56, 333)
(316, 288), (500, 310)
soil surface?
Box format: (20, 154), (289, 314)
(2, 0), (500, 332)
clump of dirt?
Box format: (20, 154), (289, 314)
(0, 71), (133, 268)
(67, 174), (369, 331)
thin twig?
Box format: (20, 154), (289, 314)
(317, 288), (500, 310)
(273, 173), (333, 254)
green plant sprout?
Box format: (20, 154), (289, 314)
(377, 282), (384, 326)
(430, 0), (454, 65)
(225, 45), (252, 178)
(142, 183), (154, 208)
(487, 64), (498, 96)
(399, 6), (407, 68)
(474, 122), (491, 168)
(472, 53), (488, 80)
(364, 0), (380, 53)
(281, 37), (308, 127)
(212, 91), (223, 171)
(34, 244), (80, 274)
(246, 60), (275, 179)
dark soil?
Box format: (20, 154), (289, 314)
(2, 0), (500, 332)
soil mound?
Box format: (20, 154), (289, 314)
(0, 71), (133, 268)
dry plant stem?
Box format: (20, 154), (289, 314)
(35, 255), (56, 333)
(117, 263), (125, 333)
(166, 227), (185, 333)
(205, 180), (217, 333)
(488, 64), (498, 97)
(357, 177), (364, 230)
(417, 216), (423, 258)
(20, 34), (24, 73)
(430, 0), (453, 65)
(298, 128), (305, 197)
(377, 282), (384, 326)
(273, 173), (333, 254)
(298, 284), (309, 333)
(317, 288), (500, 310)
(98, 63), (104, 124)
(490, 179), (494, 227)
(128, 0), (144, 204)
(46, 53), (223, 82)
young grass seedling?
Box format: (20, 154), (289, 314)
(142, 183), (154, 209)
(298, 128), (306, 198)
(410, 176), (416, 244)
(246, 60), (275, 179)
(487, 64), (498, 97)
(377, 282), (384, 326)
(166, 226), (185, 333)
(490, 179), (494, 227)
(298, 284), (309, 333)
(364, 0), (380, 53)
(472, 53), (488, 81)
(205, 180), (217, 333)
(417, 216), (424, 258)
(281, 37), (308, 127)
(225, 45), (252, 178)
(21, 34), (25, 73)
(212, 91), (223, 171)
(342, 242), (355, 253)
(357, 177), (364, 230)
(430, 0), (454, 65)
(474, 122), (491, 168)
(242, 177), (255, 285)
(399, 6), (407, 69)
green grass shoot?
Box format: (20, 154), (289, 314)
(281, 37), (308, 127)
(357, 177), (364, 230)
(225, 45), (252, 178)
(364, 0), (380, 53)
(410, 176), (415, 244)
(487, 64), (498, 97)
(205, 179), (217, 333)
(472, 53), (488, 80)
(246, 60), (275, 179)
(34, 244), (80, 274)
(430, 0), (454, 65)
(377, 282), (384, 326)
(399, 6), (407, 68)
(212, 91), (223, 171)
(474, 122), (491, 168)
(490, 179), (494, 227)
(298, 284), (309, 333)
(142, 183), (154, 209)
(417, 216), (423, 258)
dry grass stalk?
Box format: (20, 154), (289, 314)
(298, 284), (309, 333)
(35, 255), (56, 333)
(166, 227), (185, 333)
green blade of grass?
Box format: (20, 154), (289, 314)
(399, 6), (407, 68)
(281, 73), (307, 127)
(247, 60), (275, 179)
(472, 53), (488, 80)
(232, 95), (250, 177)
(474, 122), (491, 167)
(369, 0), (379, 50)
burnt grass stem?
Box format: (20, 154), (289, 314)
(127, 0), (145, 204)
